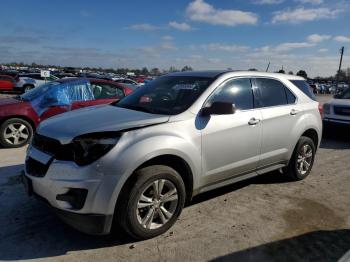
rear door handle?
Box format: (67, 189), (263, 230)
(290, 109), (299, 115)
(248, 118), (261, 125)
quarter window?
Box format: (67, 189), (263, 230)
(290, 80), (317, 101)
(208, 78), (254, 110)
(285, 87), (296, 104)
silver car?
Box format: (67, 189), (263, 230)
(23, 71), (322, 239)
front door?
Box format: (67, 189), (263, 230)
(200, 78), (262, 184)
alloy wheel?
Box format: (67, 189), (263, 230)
(297, 144), (313, 175)
(136, 179), (178, 230)
(3, 123), (29, 145)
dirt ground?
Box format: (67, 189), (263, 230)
(0, 94), (350, 262)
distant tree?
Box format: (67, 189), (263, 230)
(248, 68), (258, 71)
(169, 66), (178, 72)
(296, 70), (308, 79)
(335, 69), (346, 81)
(278, 69), (285, 74)
(181, 65), (193, 72)
(288, 71), (294, 75)
(150, 68), (161, 76)
(141, 67), (149, 75)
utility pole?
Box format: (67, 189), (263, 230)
(336, 46), (345, 90)
(266, 61), (270, 72)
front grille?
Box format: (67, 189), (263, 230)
(32, 133), (74, 161)
(334, 106), (350, 116)
(25, 157), (52, 177)
(32, 133), (61, 156)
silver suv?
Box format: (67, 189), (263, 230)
(23, 71), (322, 239)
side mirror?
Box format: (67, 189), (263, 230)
(201, 101), (236, 116)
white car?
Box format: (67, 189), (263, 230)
(113, 78), (139, 85)
(18, 73), (59, 92)
(323, 88), (350, 125)
(24, 71), (322, 239)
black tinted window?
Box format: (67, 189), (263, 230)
(255, 78), (288, 107)
(208, 78), (254, 110)
(285, 87), (296, 104)
(291, 80), (317, 101)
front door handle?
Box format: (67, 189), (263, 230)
(248, 118), (260, 125)
(290, 109), (299, 115)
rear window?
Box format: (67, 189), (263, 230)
(290, 80), (317, 101)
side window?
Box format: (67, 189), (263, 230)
(255, 78), (288, 107)
(91, 84), (124, 99)
(290, 80), (317, 101)
(208, 78), (254, 110)
(285, 87), (296, 104)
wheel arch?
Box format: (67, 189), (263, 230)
(0, 115), (36, 130)
(116, 154), (194, 208)
(301, 128), (319, 150)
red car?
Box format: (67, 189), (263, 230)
(0, 78), (133, 148)
(0, 74), (17, 91)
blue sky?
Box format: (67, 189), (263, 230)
(0, 0), (349, 77)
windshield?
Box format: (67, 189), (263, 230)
(337, 88), (350, 99)
(20, 81), (61, 101)
(116, 76), (214, 115)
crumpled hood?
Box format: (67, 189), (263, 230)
(37, 105), (169, 144)
(0, 97), (22, 106)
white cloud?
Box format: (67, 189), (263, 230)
(254, 0), (284, 4)
(127, 23), (159, 31)
(334, 35), (350, 43)
(295, 0), (323, 5)
(272, 7), (342, 23)
(255, 46), (272, 53)
(159, 43), (177, 50)
(200, 43), (249, 52)
(276, 42), (315, 51)
(168, 21), (192, 31)
(307, 34), (331, 43)
(318, 48), (328, 52)
(161, 35), (174, 41)
(186, 0), (258, 26)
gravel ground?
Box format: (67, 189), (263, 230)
(0, 94), (349, 262)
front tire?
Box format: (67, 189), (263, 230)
(117, 165), (186, 240)
(0, 118), (33, 148)
(285, 136), (316, 181)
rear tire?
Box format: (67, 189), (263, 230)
(0, 118), (33, 148)
(117, 165), (186, 240)
(284, 136), (316, 181)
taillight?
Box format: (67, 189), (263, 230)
(318, 103), (324, 118)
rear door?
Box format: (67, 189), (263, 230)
(253, 77), (303, 169)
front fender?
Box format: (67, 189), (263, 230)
(100, 133), (201, 215)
